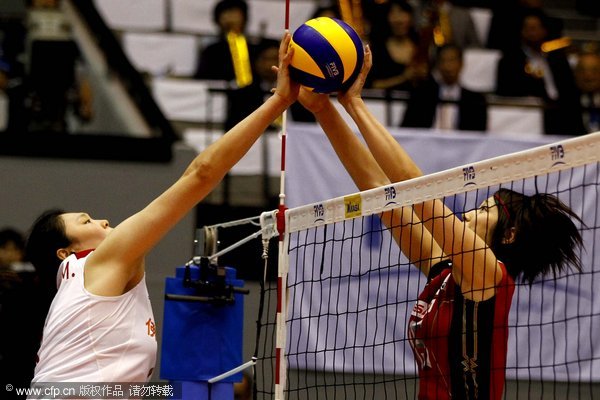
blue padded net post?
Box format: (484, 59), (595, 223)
(161, 262), (245, 400)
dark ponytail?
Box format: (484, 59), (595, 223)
(491, 189), (584, 285)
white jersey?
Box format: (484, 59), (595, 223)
(32, 250), (157, 383)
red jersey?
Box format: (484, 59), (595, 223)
(408, 260), (515, 400)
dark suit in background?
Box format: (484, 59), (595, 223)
(496, 48), (582, 135)
(401, 77), (488, 131)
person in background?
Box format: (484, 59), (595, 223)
(0, 60), (10, 130)
(573, 50), (600, 134)
(401, 43), (488, 131)
(0, 227), (34, 273)
(0, 60), (26, 132)
(494, 9), (581, 135)
(195, 0), (259, 86)
(224, 38), (280, 130)
(0, 2), (27, 133)
(366, 0), (425, 91)
(486, 0), (562, 52)
(25, 0), (93, 133)
(233, 371), (252, 400)
(0, 228), (45, 399)
(411, 0), (482, 50)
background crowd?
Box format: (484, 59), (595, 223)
(193, 0), (600, 135)
(0, 0), (599, 398)
(0, 0), (599, 136)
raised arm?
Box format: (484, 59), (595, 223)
(337, 49), (422, 184)
(297, 47), (443, 275)
(297, 89), (389, 192)
(303, 46), (502, 300)
(84, 34), (299, 296)
(342, 48), (502, 300)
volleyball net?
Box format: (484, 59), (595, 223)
(252, 131), (600, 399)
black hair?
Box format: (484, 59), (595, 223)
(25, 209), (69, 283)
(490, 188), (584, 284)
(0, 228), (26, 250)
(518, 7), (551, 32)
(255, 38), (279, 55)
(435, 43), (464, 63)
(213, 0), (248, 26)
(368, 0), (420, 45)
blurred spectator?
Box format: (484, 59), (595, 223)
(0, 60), (10, 130)
(486, 0), (562, 52)
(410, 0), (482, 49)
(0, 0), (27, 132)
(401, 44), (488, 131)
(195, 0), (260, 87)
(0, 228), (46, 397)
(224, 38), (279, 130)
(0, 1), (27, 64)
(0, 59), (26, 133)
(25, 0), (93, 133)
(233, 371), (252, 400)
(0, 227), (34, 273)
(366, 0), (425, 90)
(495, 9), (581, 135)
(574, 51), (600, 134)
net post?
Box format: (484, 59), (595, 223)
(274, 213), (289, 400)
(275, 2), (290, 397)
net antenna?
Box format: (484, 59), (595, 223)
(274, 1), (291, 399)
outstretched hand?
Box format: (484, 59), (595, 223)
(338, 44), (372, 108)
(298, 87), (330, 115)
(272, 32), (300, 106)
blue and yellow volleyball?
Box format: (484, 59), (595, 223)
(289, 17), (364, 93)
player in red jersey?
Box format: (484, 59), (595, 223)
(296, 45), (584, 399)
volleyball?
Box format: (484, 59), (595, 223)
(289, 17), (364, 93)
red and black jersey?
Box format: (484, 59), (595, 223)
(408, 260), (515, 400)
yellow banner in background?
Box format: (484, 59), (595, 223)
(227, 31), (253, 88)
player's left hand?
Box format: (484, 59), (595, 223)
(272, 32), (300, 106)
(298, 87), (330, 114)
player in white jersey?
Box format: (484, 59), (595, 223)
(33, 249), (157, 382)
(25, 33), (299, 385)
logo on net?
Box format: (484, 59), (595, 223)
(550, 144), (566, 167)
(313, 203), (325, 223)
(384, 186), (398, 207)
(463, 166), (476, 187)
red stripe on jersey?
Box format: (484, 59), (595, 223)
(75, 249), (94, 259)
(408, 260), (515, 400)
(489, 262), (515, 399)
